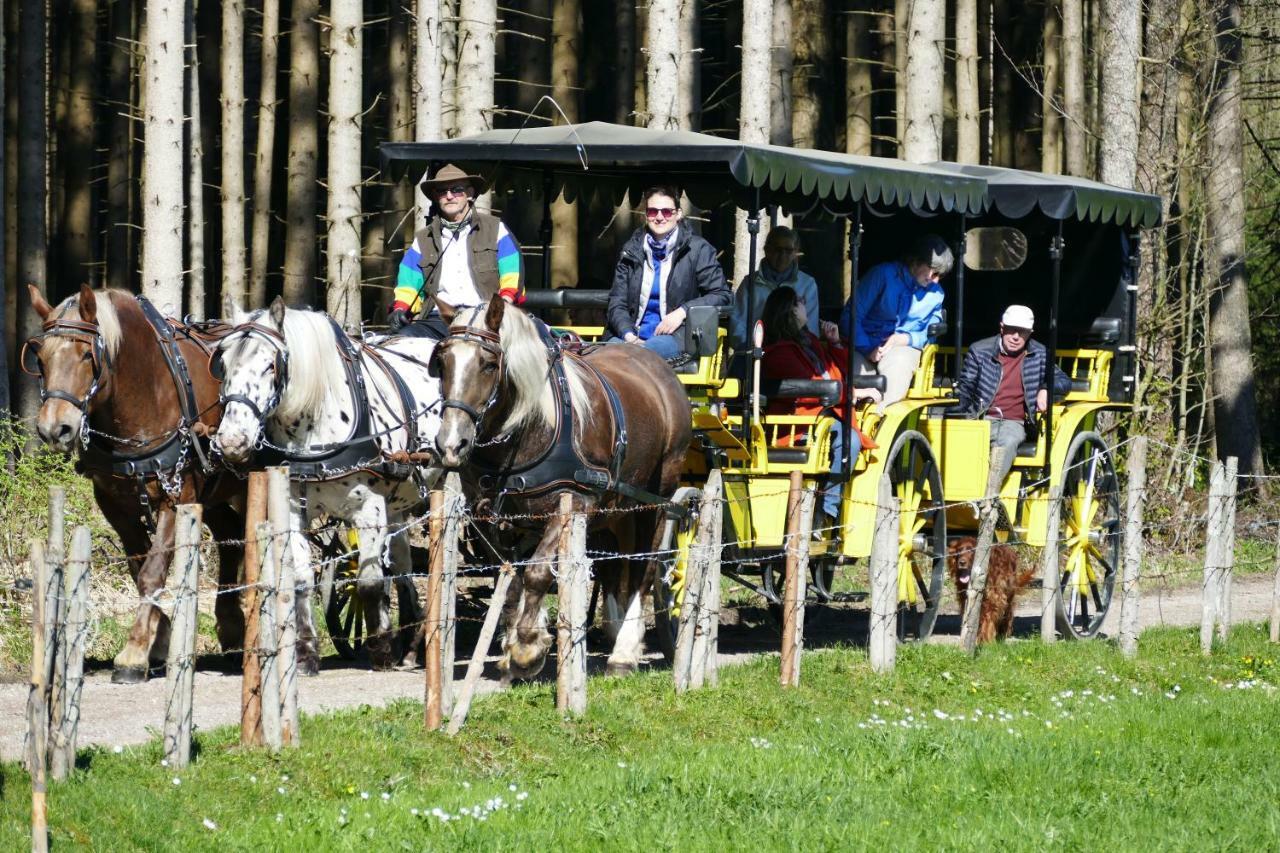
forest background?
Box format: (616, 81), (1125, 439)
(0, 0), (1276, 493)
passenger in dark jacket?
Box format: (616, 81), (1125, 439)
(606, 185), (732, 360)
(955, 305), (1073, 487)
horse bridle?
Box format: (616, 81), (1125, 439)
(212, 322), (291, 422)
(21, 317), (112, 413)
(435, 323), (506, 428)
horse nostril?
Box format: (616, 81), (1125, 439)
(54, 423), (73, 441)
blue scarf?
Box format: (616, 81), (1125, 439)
(638, 232), (675, 339)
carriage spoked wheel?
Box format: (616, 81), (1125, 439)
(882, 429), (947, 642)
(317, 527), (364, 660)
(652, 487), (703, 662)
(1055, 430), (1121, 639)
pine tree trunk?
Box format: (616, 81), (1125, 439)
(249, 0), (279, 309)
(792, 0), (828, 149)
(678, 0), (699, 129)
(734, 0), (774, 286)
(1204, 0), (1262, 474)
(903, 0), (945, 162)
(955, 0), (980, 163)
(15, 0), (48, 423)
(442, 0), (459, 138)
(187, 3), (205, 319)
(614, 0), (635, 124)
(991, 0), (1014, 165)
(457, 0), (496, 136)
(283, 0), (319, 305)
(384, 0), (413, 314)
(142, 0), (185, 313)
(221, 0), (247, 307)
(415, 0), (444, 229)
(325, 0), (362, 328)
(550, 0), (580, 289)
(1061, 0), (1086, 174)
(844, 8), (871, 156)
(894, 0), (907, 155)
(61, 0), (96, 287)
(1041, 0), (1062, 173)
(773, 0), (794, 147)
(645, 0), (680, 129)
(106, 0), (137, 292)
(1097, 0), (1139, 187)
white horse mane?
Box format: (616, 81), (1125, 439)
(269, 307), (350, 423)
(456, 305), (593, 433)
(55, 288), (124, 362)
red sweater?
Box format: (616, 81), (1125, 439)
(762, 333), (875, 448)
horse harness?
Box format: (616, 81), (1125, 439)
(220, 316), (423, 482)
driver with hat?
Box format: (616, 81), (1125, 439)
(389, 163), (523, 339)
(955, 304), (1073, 487)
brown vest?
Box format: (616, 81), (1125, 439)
(412, 212), (518, 316)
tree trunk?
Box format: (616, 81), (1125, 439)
(894, 0), (906, 155)
(1204, 0), (1262, 474)
(734, 0), (774, 286)
(792, 0), (828, 149)
(221, 0), (247, 308)
(15, 0), (48, 423)
(0, 0), (8, 415)
(678, 0), (699, 130)
(1097, 0), (1140, 187)
(645, 0), (680, 129)
(844, 8), (871, 156)
(773, 0), (794, 147)
(991, 0), (1013, 165)
(549, 0), (580, 289)
(614, 0), (635, 124)
(955, 0), (980, 163)
(1040, 0), (1062, 173)
(415, 0), (445, 230)
(249, 0), (279, 309)
(903, 0), (945, 162)
(383, 0), (413, 314)
(105, 0), (138, 292)
(283, 0), (319, 306)
(1061, 0), (1086, 175)
(187, 2), (206, 319)
(441, 0), (459, 137)
(457, 0), (496, 137)
(61, 0), (96, 288)
(326, 0), (363, 328)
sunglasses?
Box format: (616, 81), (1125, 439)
(438, 185), (471, 198)
(646, 207), (677, 220)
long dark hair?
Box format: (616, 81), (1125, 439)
(761, 286), (807, 346)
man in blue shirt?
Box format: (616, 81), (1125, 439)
(838, 234), (953, 405)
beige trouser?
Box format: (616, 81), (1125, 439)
(854, 346), (922, 406)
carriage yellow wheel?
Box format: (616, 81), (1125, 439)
(318, 526), (364, 659)
(1055, 430), (1121, 639)
(883, 430), (947, 641)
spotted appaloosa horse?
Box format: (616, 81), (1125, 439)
(25, 285), (249, 682)
(212, 297), (442, 669)
(434, 296), (692, 679)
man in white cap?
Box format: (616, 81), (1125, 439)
(389, 163), (523, 339)
(955, 304), (1073, 487)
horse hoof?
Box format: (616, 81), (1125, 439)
(111, 666), (148, 685)
(605, 661), (638, 677)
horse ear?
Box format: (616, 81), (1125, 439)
(484, 294), (505, 332)
(269, 296), (287, 328)
(28, 284), (53, 320)
(77, 285), (98, 324)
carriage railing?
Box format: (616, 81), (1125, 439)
(913, 344), (1115, 404)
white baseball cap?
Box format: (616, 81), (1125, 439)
(1001, 305), (1035, 330)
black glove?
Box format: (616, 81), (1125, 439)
(388, 308), (412, 333)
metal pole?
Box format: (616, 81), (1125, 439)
(842, 206), (864, 485)
(743, 188), (762, 445)
(953, 216), (967, 386)
(539, 169), (553, 292)
(1124, 231), (1141, 400)
(1043, 220), (1064, 481)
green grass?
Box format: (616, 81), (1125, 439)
(4, 624), (1279, 851)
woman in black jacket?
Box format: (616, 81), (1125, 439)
(606, 185), (732, 360)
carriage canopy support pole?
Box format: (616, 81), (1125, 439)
(540, 169), (554, 292)
(842, 206), (864, 484)
(953, 216), (967, 386)
(743, 189), (762, 446)
(1043, 221), (1064, 482)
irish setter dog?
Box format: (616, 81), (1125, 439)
(948, 536), (1036, 644)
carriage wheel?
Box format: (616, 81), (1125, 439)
(653, 487), (703, 662)
(1055, 430), (1121, 639)
(881, 429), (947, 642)
(317, 527), (363, 660)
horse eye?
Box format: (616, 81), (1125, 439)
(482, 362), (498, 374)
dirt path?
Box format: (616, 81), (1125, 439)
(1, 576), (1273, 762)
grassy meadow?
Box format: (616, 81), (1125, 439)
(3, 623), (1278, 850)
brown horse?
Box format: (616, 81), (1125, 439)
(434, 296), (692, 679)
(23, 286), (309, 681)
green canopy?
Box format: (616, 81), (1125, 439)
(382, 122), (989, 215)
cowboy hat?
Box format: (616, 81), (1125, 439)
(419, 163), (488, 195)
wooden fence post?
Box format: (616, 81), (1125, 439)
(1270, 520), (1280, 645)
(1118, 436), (1148, 658)
(26, 539), (49, 853)
(447, 564), (516, 736)
(1217, 456), (1237, 642)
(267, 467), (299, 747)
(674, 472), (717, 693)
(780, 471), (811, 688)
(869, 476), (899, 673)
(1040, 485), (1062, 642)
(699, 472), (723, 688)
(51, 526), (91, 780)
(163, 504), (202, 770)
(424, 489), (445, 731)
(555, 508), (589, 716)
(240, 471), (268, 747)
(961, 448), (1005, 656)
(256, 521), (282, 751)
(44, 487), (66, 771)
(1200, 460), (1226, 655)
(440, 472), (464, 717)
